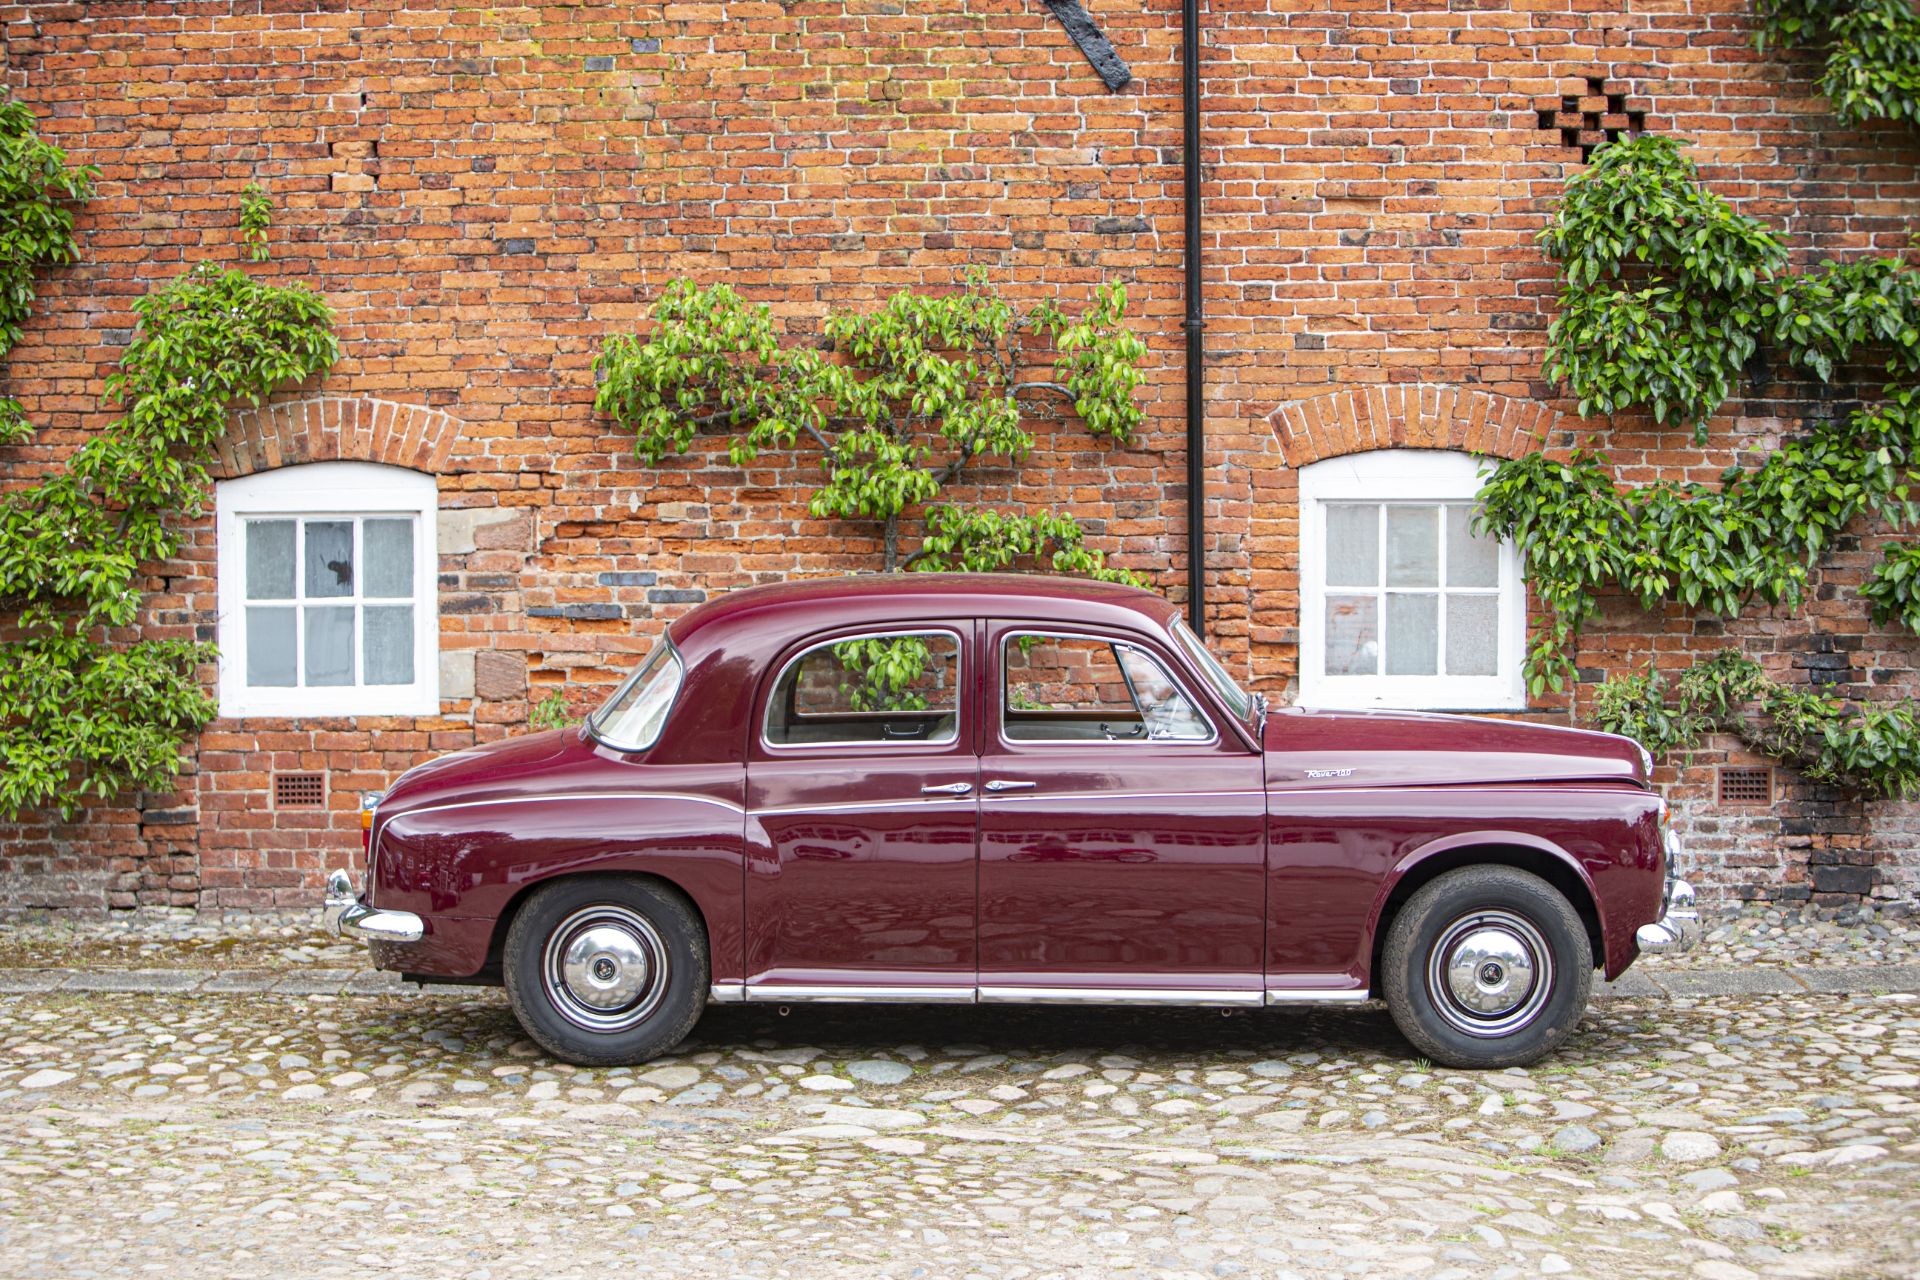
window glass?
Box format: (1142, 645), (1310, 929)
(304, 520), (354, 598)
(238, 513), (426, 696)
(362, 519), (414, 598)
(1171, 616), (1252, 721)
(764, 632), (959, 747)
(1321, 501), (1501, 680)
(1004, 634), (1211, 743)
(591, 639), (684, 751)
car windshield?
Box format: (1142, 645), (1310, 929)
(588, 638), (683, 752)
(1170, 617), (1253, 722)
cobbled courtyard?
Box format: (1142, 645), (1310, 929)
(0, 914), (1916, 1280)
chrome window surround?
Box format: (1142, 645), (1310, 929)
(760, 627), (965, 753)
(586, 639), (685, 753)
(996, 629), (1220, 749)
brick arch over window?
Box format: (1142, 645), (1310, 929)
(215, 396), (463, 479)
(1265, 385), (1570, 469)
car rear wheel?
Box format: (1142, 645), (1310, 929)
(1380, 865), (1592, 1069)
(503, 874), (708, 1066)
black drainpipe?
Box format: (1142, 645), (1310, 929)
(1181, 0), (1206, 635)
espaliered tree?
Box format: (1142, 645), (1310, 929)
(592, 270), (1148, 583)
(0, 126), (338, 819)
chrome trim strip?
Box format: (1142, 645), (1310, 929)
(1264, 987), (1373, 1006)
(752, 796), (978, 817)
(978, 789), (1260, 805)
(979, 985), (1265, 1007)
(743, 984), (978, 1004)
(708, 979), (1373, 1008)
(393, 791), (748, 820)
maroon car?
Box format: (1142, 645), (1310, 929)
(325, 574), (1696, 1069)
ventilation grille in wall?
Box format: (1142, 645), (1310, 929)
(1536, 75), (1648, 164)
(1717, 766), (1774, 807)
(273, 772), (326, 809)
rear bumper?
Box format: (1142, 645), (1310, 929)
(1635, 830), (1698, 954)
(324, 869), (425, 944)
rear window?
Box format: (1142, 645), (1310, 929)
(765, 632), (960, 748)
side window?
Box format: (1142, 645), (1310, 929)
(1003, 634), (1212, 743)
(765, 632), (960, 748)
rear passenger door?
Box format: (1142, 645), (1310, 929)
(743, 625), (979, 998)
(975, 623), (1268, 1001)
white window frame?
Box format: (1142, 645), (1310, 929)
(1298, 450), (1526, 712)
(215, 461), (440, 718)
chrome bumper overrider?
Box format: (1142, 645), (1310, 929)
(1635, 830), (1699, 953)
(324, 869), (425, 943)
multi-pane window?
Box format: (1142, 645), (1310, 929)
(1300, 451), (1525, 710)
(242, 516), (419, 690)
(216, 462), (439, 717)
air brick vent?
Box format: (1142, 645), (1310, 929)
(1535, 74), (1648, 164)
(273, 772), (326, 809)
(1717, 765), (1773, 807)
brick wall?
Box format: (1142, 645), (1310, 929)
(0, 0), (1915, 912)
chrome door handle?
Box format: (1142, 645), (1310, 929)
(921, 781), (973, 795)
(984, 779), (1036, 792)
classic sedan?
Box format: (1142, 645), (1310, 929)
(325, 574), (1696, 1069)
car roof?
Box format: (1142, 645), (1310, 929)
(667, 572), (1178, 653)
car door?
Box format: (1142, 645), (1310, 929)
(743, 624), (979, 998)
(976, 622), (1268, 1002)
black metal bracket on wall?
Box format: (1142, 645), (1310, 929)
(1042, 0), (1132, 92)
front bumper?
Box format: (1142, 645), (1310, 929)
(324, 869), (425, 944)
(1635, 830), (1699, 954)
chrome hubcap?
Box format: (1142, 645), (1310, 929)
(1426, 909), (1554, 1038)
(541, 906), (669, 1033)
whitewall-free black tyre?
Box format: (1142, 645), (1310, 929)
(1381, 865), (1593, 1070)
(503, 874), (708, 1067)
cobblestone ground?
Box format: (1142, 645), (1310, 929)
(1, 977), (1917, 1279)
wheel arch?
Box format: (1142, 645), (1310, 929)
(1365, 836), (1605, 995)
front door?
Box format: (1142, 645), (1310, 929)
(976, 623), (1268, 1000)
(744, 625), (979, 996)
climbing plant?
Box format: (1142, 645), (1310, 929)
(593, 269), (1148, 582)
(1591, 650), (1920, 800)
(0, 172), (338, 816)
(1480, 133), (1920, 694)
(239, 182), (272, 263)
(0, 99), (95, 445)
(1754, 0), (1920, 128)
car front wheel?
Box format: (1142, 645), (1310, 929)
(1380, 865), (1593, 1069)
(503, 874), (708, 1067)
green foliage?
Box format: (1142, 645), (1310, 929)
(0, 99), (95, 358)
(1478, 390), (1920, 692)
(832, 635), (935, 713)
(1492, 129), (1920, 692)
(1863, 540), (1920, 632)
(0, 262), (339, 820)
(1755, 0), (1920, 128)
(529, 690), (575, 731)
(1590, 649), (1920, 800)
(594, 270), (1147, 579)
(1539, 136), (1787, 434)
(239, 182), (272, 263)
